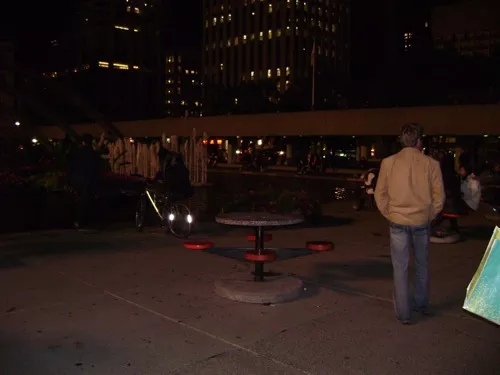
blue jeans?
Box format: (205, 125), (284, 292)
(389, 222), (430, 321)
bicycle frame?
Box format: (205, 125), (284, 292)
(145, 189), (164, 220)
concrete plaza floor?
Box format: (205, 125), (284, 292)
(0, 202), (498, 375)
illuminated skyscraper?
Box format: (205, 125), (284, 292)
(42, 0), (165, 121)
(202, 0), (350, 93)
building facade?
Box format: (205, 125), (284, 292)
(431, 0), (500, 57)
(202, 0), (350, 93)
(0, 42), (16, 126)
(165, 52), (203, 117)
(42, 0), (165, 122)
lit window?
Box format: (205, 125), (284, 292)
(195, 101), (199, 107)
(287, 0), (291, 8)
(134, 7), (140, 14)
(277, 81), (281, 91)
(277, 29), (282, 37)
(181, 100), (186, 105)
(304, 2), (308, 11)
(213, 17), (217, 26)
(267, 69), (272, 78)
(234, 37), (239, 45)
(286, 66), (290, 75)
(234, 98), (238, 104)
(220, 63), (224, 71)
(167, 100), (171, 104)
(133, 28), (139, 32)
(268, 4), (272, 13)
(98, 61), (109, 68)
(132, 65), (139, 69)
(114, 25), (129, 30)
(268, 29), (272, 39)
(259, 31), (263, 41)
(185, 69), (189, 74)
(227, 39), (232, 47)
(332, 24), (336, 32)
(113, 62), (129, 70)
(220, 15), (224, 22)
(277, 68), (281, 77)
(228, 13), (232, 21)
(250, 71), (255, 80)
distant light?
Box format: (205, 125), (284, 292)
(14, 121), (20, 126)
(257, 139), (263, 146)
(279, 151), (285, 155)
(32, 138), (38, 144)
(236, 150), (241, 154)
(484, 134), (489, 138)
(129, 138), (134, 143)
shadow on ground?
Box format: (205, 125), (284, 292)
(298, 215), (355, 229)
(460, 225), (496, 241)
(314, 259), (394, 282)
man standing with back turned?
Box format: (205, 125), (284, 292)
(375, 123), (445, 325)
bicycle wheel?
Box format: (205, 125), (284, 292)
(166, 203), (192, 238)
(135, 194), (147, 232)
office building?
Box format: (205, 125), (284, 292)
(165, 51), (203, 118)
(202, 0), (350, 93)
(40, 0), (165, 121)
(432, 0), (500, 57)
(0, 42), (15, 126)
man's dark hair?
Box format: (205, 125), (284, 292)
(399, 123), (423, 148)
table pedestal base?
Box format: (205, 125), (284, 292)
(215, 277), (303, 304)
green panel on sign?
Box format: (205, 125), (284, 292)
(463, 226), (500, 325)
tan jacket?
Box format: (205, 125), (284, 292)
(375, 147), (445, 226)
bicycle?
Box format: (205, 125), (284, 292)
(135, 184), (193, 238)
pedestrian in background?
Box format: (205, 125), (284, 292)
(375, 123), (445, 325)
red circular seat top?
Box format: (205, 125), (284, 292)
(183, 241), (214, 250)
(306, 241), (334, 251)
(244, 249), (277, 262)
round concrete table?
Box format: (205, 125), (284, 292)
(216, 212), (304, 281)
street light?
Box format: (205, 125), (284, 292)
(32, 138), (38, 144)
(14, 121), (20, 126)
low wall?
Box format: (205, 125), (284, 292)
(7, 104), (499, 139)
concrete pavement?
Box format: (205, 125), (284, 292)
(0, 202), (498, 375)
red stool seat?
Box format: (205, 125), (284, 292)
(183, 240), (214, 250)
(247, 233), (273, 242)
(306, 241), (334, 252)
(443, 213), (460, 219)
(244, 250), (277, 262)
